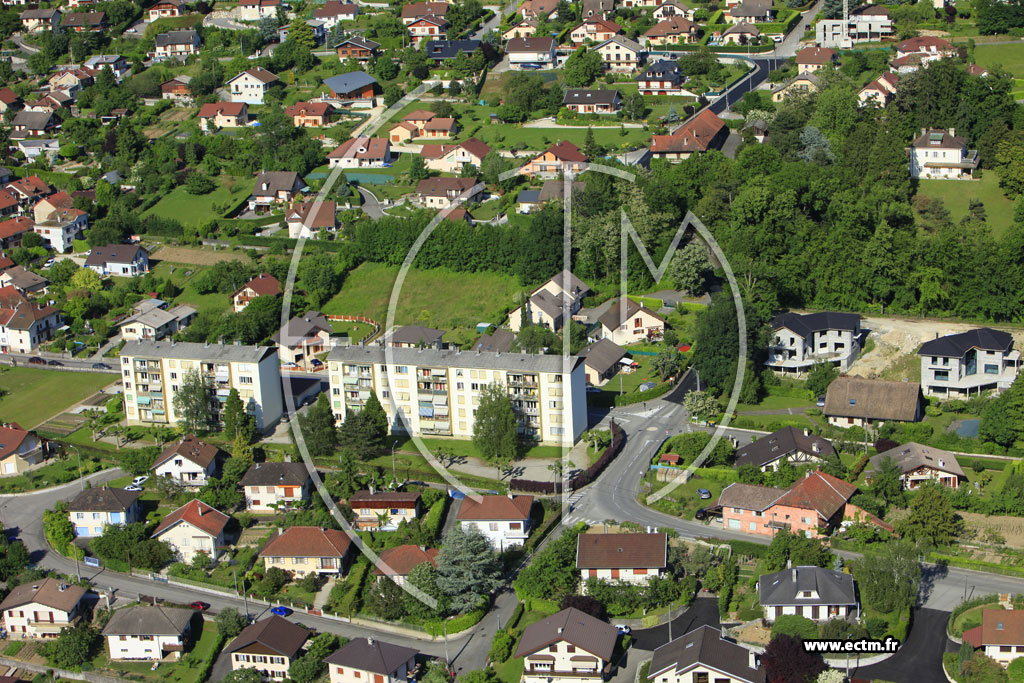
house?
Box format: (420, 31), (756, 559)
(239, 461), (312, 512)
(858, 71), (899, 106)
(721, 21), (760, 45)
(726, 0), (774, 22)
(509, 269), (591, 332)
(415, 177), (482, 209)
(33, 208), (87, 253)
(152, 435), (219, 488)
(596, 297), (665, 345)
(583, 0), (615, 17)
(457, 494), (532, 550)
(866, 442), (965, 489)
(648, 626), (764, 683)
(334, 36), (380, 62)
(348, 491), (421, 530)
(967, 63), (989, 77)
(767, 311), (862, 374)
(643, 16), (699, 46)
(422, 138), (490, 174)
(323, 71), (378, 101)
(153, 30), (201, 61)
(7, 175), (53, 207)
(237, 0), (279, 20)
(225, 616), (310, 679)
(84, 244), (150, 277)
(917, 327), (1019, 397)
(233, 273), (281, 312)
(638, 60), (693, 96)
(515, 608), (617, 683)
(421, 117), (458, 138)
(0, 88), (20, 113)
(286, 201), (337, 238)
(325, 638), (419, 683)
(516, 189), (542, 213)
(408, 15), (449, 41)
(151, 499), (229, 564)
(67, 485), (142, 537)
(247, 171), (306, 212)
(314, 1), (359, 26)
(823, 376), (921, 427)
(650, 108), (729, 160)
(890, 53), (928, 75)
(383, 325), (446, 348)
(426, 39), (482, 62)
(578, 338), (627, 385)
(0, 302), (61, 353)
(564, 89), (622, 114)
(795, 46), (837, 72)
(576, 532), (667, 587)
(327, 137), (392, 169)
(17, 139), (59, 161)
(771, 71), (820, 101)
(84, 54), (130, 80)
(0, 578), (87, 639)
(653, 2), (696, 21)
(148, 0), (186, 21)
(521, 140), (588, 177)
(759, 566), (857, 622)
(963, 610), (1024, 668)
(907, 128), (979, 179)
(120, 340), (285, 432)
(570, 17), (622, 46)
(519, 0), (558, 20)
(817, 11), (892, 46)
(593, 35), (645, 71)
(60, 11), (106, 30)
(718, 469), (891, 538)
(389, 109), (435, 142)
(471, 328), (515, 353)
(48, 68), (94, 95)
(0, 217), (31, 248)
(505, 36), (557, 70)
(24, 93), (71, 116)
(400, 1), (449, 24)
(19, 8), (60, 32)
(734, 426), (834, 473)
(372, 545), (439, 586)
(502, 17), (538, 40)
(894, 35), (956, 61)
(11, 111), (55, 137)
(272, 311), (333, 366)
(228, 67), (279, 105)
(198, 102), (248, 130)
(284, 101), (332, 128)
(0, 265), (47, 295)
(118, 304), (196, 342)
(160, 75), (192, 104)
(103, 605), (194, 661)
(0, 422), (45, 475)
(259, 526), (352, 578)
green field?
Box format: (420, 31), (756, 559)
(975, 42), (1024, 77)
(147, 260), (235, 315)
(142, 175), (251, 226)
(917, 173), (1015, 237)
(0, 367), (117, 428)
(321, 262), (521, 329)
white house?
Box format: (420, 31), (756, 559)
(325, 638), (419, 683)
(153, 435), (219, 488)
(758, 566), (857, 622)
(456, 494), (532, 551)
(964, 610), (1024, 668)
(227, 67), (279, 105)
(0, 578), (88, 639)
(84, 244), (149, 277)
(102, 606), (194, 661)
(766, 311), (862, 374)
(648, 626), (764, 683)
(917, 327), (1019, 397)
(239, 461), (312, 512)
(515, 608), (618, 683)
(576, 532), (667, 588)
(151, 499), (230, 563)
(505, 36), (557, 69)
(67, 486), (142, 538)
(908, 128), (979, 179)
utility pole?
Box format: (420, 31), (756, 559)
(391, 439), (399, 484)
(73, 547), (81, 582)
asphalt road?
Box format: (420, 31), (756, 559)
(852, 608), (957, 683)
(630, 596), (720, 650)
(1, 352), (119, 374)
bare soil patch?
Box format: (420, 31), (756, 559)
(151, 246), (252, 266)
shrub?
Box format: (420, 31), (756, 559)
(488, 629), (515, 663)
(771, 614), (818, 640)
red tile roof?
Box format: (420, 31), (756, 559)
(456, 494), (533, 520)
(980, 609), (1024, 646)
(198, 102), (246, 118)
(458, 137), (491, 160)
(0, 216), (33, 240)
(0, 424), (32, 461)
(287, 201), (337, 229)
(152, 499), (229, 538)
(795, 46), (836, 65)
(896, 35), (954, 53)
(0, 88), (19, 106)
(259, 526), (352, 558)
(775, 470), (857, 519)
(237, 273), (281, 297)
(576, 532), (667, 569)
(153, 434), (219, 470)
(373, 544), (439, 576)
(651, 108), (726, 154)
(285, 102), (331, 118)
(644, 15), (696, 37)
(328, 136), (390, 160)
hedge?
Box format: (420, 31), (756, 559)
(233, 234), (352, 252)
(423, 600), (487, 636)
(715, 538), (768, 558)
(512, 420), (625, 493)
(196, 629), (226, 683)
(506, 601), (526, 631)
(956, 455), (1008, 472)
(422, 497), (449, 541)
(929, 553), (1024, 578)
(614, 381), (673, 406)
(947, 594), (999, 637)
(850, 453), (870, 481)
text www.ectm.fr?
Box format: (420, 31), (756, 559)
(802, 638), (901, 654)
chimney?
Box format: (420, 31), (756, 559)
(557, 627), (563, 634)
(803, 428), (810, 437)
(749, 650), (758, 670)
(949, 128), (955, 138)
(368, 637), (374, 645)
(791, 567), (796, 582)
(507, 492), (514, 500)
(805, 469), (811, 479)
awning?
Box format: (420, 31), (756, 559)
(136, 396), (151, 405)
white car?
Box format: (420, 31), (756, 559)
(44, 259), (55, 268)
(132, 476), (149, 487)
(616, 624), (631, 634)
(124, 485), (142, 492)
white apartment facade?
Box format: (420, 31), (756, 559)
(767, 311), (862, 374)
(120, 340), (284, 433)
(327, 346), (587, 445)
(917, 327), (1020, 397)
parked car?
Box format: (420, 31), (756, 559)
(639, 382), (657, 392)
(124, 485), (142, 492)
(310, 358), (323, 367)
(270, 606), (292, 617)
(615, 625), (631, 634)
(816, 395), (826, 407)
(44, 258), (55, 268)
(47, 360), (63, 366)
(92, 362), (111, 369)
(190, 601), (210, 611)
(694, 508), (707, 521)
(132, 476), (149, 487)
(697, 488), (711, 499)
(28, 357), (45, 365)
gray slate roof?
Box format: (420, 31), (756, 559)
(771, 311), (859, 338)
(68, 485), (140, 512)
(102, 605), (193, 636)
(918, 327), (1013, 357)
(121, 340), (276, 363)
(155, 29), (199, 47)
(578, 338), (626, 376)
(84, 244), (147, 267)
(384, 325), (445, 346)
(12, 111), (53, 130)
(324, 637), (419, 674)
(239, 461), (311, 487)
(734, 426), (835, 469)
(328, 345), (583, 374)
(867, 442), (965, 479)
(758, 566), (856, 606)
(322, 71), (377, 95)
(649, 626), (764, 683)
(513, 607), (617, 661)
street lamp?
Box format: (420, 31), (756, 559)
(443, 615), (455, 671)
(391, 439), (399, 485)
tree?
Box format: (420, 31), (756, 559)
(216, 608), (247, 638)
(362, 392), (388, 442)
(1007, 657), (1024, 682)
(805, 361), (838, 397)
(582, 127), (602, 160)
(897, 480), (963, 546)
(771, 614), (819, 640)
(668, 241), (711, 295)
(559, 594), (606, 619)
(472, 383), (518, 475)
(409, 154), (429, 182)
(222, 388), (246, 439)
(172, 369), (210, 434)
(222, 670), (265, 683)
(816, 670), (847, 683)
(624, 92), (646, 121)
(185, 171), (216, 195)
(421, 661), (452, 683)
(762, 634), (826, 683)
(461, 670), (499, 683)
(869, 456), (905, 508)
(683, 390), (718, 420)
(69, 267), (103, 292)
(365, 575), (405, 620)
(852, 540), (921, 613)
(298, 393), (338, 460)
(403, 561), (448, 618)
(563, 47), (603, 87)
(435, 525), (503, 614)
(39, 625), (100, 668)
(287, 15), (316, 50)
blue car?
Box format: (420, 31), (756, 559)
(270, 606), (292, 617)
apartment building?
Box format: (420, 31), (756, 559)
(120, 340), (284, 433)
(326, 346), (587, 445)
(917, 327), (1019, 397)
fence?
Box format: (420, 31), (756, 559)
(324, 314), (381, 343)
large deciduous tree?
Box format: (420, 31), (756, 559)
(172, 368), (210, 434)
(472, 383), (518, 474)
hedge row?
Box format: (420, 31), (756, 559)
(424, 599), (487, 636)
(197, 629), (227, 683)
(716, 538), (769, 559)
(233, 234), (351, 252)
(511, 421), (626, 494)
(947, 593), (999, 637)
(614, 381), (673, 406)
(955, 455), (1009, 472)
(930, 552), (1024, 578)
(422, 497), (449, 541)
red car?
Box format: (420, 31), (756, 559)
(190, 601), (210, 611)
(27, 357), (45, 365)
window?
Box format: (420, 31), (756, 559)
(396, 366), (408, 374)
(567, 645), (575, 653)
(489, 522), (498, 531)
(238, 376), (253, 384)
(934, 370), (949, 381)
(985, 364), (999, 375)
(549, 645), (558, 653)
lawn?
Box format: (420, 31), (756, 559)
(147, 260), (234, 315)
(393, 435), (565, 461)
(91, 620), (222, 683)
(600, 353), (660, 395)
(734, 394), (814, 413)
(142, 174), (251, 226)
(321, 262), (521, 329)
(0, 367), (117, 428)
(974, 42), (1024, 78)
(879, 351), (922, 382)
(330, 320), (378, 342)
(916, 173), (1015, 238)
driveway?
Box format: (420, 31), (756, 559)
(852, 608), (956, 683)
(357, 186), (384, 219)
(630, 596), (719, 650)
